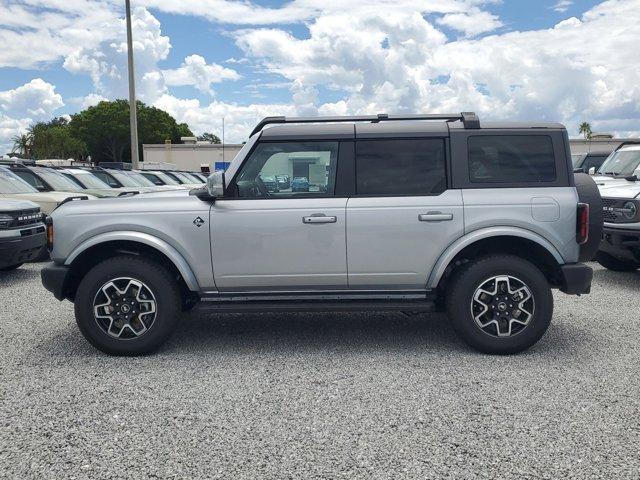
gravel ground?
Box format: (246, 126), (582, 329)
(0, 262), (639, 479)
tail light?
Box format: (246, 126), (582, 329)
(576, 203), (589, 245)
(45, 216), (54, 250)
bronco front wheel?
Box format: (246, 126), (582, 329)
(74, 255), (181, 355)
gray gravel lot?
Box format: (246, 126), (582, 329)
(1, 263), (639, 479)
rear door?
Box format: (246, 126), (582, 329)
(346, 135), (464, 290)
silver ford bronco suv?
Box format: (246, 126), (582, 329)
(41, 113), (603, 355)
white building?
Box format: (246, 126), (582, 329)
(569, 135), (638, 156)
(143, 138), (243, 172)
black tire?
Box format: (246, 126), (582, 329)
(446, 255), (553, 355)
(0, 263), (23, 272)
(574, 173), (603, 262)
(595, 251), (640, 272)
(74, 255), (181, 355)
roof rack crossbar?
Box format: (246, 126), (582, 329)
(250, 112), (480, 136)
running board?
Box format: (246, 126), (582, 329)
(195, 291), (437, 314)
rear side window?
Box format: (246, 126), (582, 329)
(356, 139), (446, 195)
(468, 135), (556, 183)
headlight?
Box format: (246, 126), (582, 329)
(622, 201), (637, 220)
(0, 213), (13, 229)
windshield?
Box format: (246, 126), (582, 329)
(68, 171), (112, 189)
(33, 168), (83, 191)
(571, 154), (585, 168)
(127, 171), (157, 187)
(174, 172), (197, 183)
(182, 172), (204, 183)
(151, 171), (180, 185)
(108, 170), (142, 188)
(597, 150), (640, 176)
(0, 168), (39, 193)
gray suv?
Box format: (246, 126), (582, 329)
(41, 113), (602, 355)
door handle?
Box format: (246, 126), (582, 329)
(418, 212), (453, 222)
(303, 214), (337, 224)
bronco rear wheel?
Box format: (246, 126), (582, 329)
(446, 255), (553, 354)
(74, 255), (181, 355)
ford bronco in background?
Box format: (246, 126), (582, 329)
(0, 199), (46, 271)
(594, 142), (640, 271)
(41, 113), (603, 355)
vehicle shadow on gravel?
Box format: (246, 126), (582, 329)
(592, 268), (640, 290)
(0, 266), (39, 286)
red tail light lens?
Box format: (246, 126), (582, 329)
(576, 203), (589, 245)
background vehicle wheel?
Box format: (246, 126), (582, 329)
(0, 263), (23, 272)
(595, 251), (640, 272)
(74, 255), (181, 355)
(446, 255), (553, 355)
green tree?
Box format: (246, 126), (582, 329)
(28, 118), (87, 160)
(197, 132), (221, 144)
(68, 100), (193, 163)
(579, 122), (592, 140)
(10, 133), (32, 158)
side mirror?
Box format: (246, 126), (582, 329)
(588, 167), (596, 175)
(207, 170), (225, 197)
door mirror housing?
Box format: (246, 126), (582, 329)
(207, 170), (226, 197)
(588, 167), (596, 175)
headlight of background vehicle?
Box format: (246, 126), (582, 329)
(0, 213), (13, 229)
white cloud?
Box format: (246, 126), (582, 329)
(553, 1), (573, 13)
(63, 7), (171, 103)
(436, 11), (503, 37)
(163, 55), (240, 94)
(0, 79), (64, 119)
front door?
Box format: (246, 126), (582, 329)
(210, 140), (348, 291)
(346, 137), (464, 289)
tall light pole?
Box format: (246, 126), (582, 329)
(222, 116), (225, 164)
(125, 0), (140, 168)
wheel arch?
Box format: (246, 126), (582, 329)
(428, 227), (565, 290)
(62, 232), (200, 301)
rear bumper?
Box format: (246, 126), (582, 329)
(559, 263), (593, 295)
(41, 262), (70, 301)
(0, 229), (46, 269)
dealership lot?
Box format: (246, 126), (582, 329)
(1, 263), (638, 479)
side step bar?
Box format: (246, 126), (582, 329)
(194, 299), (437, 314)
(195, 291), (438, 313)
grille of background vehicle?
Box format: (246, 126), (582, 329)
(602, 198), (619, 222)
(12, 209), (42, 228)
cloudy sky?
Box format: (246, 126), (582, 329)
(1, 0), (639, 153)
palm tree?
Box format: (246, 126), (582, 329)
(578, 122), (592, 140)
(10, 133), (32, 158)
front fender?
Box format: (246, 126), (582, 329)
(426, 226), (565, 289)
(65, 231), (200, 291)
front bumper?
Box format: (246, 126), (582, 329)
(41, 262), (70, 301)
(560, 263), (593, 295)
(0, 228), (46, 269)
(599, 225), (640, 261)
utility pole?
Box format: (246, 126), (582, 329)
(125, 0), (140, 168)
(222, 116), (225, 164)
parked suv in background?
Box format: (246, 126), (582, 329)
(0, 199), (46, 271)
(594, 145), (640, 271)
(41, 112), (602, 356)
(572, 151), (610, 174)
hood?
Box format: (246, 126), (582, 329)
(592, 175), (630, 187)
(0, 198), (40, 211)
(599, 182), (640, 200)
(4, 191), (97, 214)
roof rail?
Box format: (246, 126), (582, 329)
(249, 112), (480, 137)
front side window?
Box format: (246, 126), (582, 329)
(13, 170), (47, 190)
(235, 142), (339, 198)
(468, 135), (556, 183)
(355, 138), (446, 196)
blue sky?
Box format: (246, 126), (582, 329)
(0, 0), (637, 153)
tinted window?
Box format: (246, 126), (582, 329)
(236, 142), (339, 198)
(582, 155), (607, 172)
(468, 136), (556, 183)
(355, 139), (446, 195)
